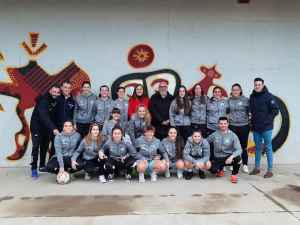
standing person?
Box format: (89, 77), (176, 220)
(228, 83), (250, 174)
(183, 130), (211, 180)
(149, 81), (174, 140)
(249, 78), (279, 178)
(99, 126), (138, 182)
(46, 121), (83, 177)
(169, 85), (192, 143)
(71, 123), (107, 181)
(136, 126), (166, 182)
(73, 81), (97, 138)
(94, 85), (114, 130)
(207, 117), (242, 183)
(191, 84), (209, 137)
(128, 105), (151, 145)
(159, 127), (185, 179)
(128, 84), (149, 119)
(206, 86), (229, 136)
(113, 86), (129, 126)
(30, 84), (61, 178)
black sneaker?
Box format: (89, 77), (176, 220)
(199, 170), (206, 179)
(184, 171), (193, 180)
(39, 166), (48, 173)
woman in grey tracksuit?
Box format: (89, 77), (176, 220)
(112, 86), (129, 126)
(47, 121), (83, 174)
(206, 86), (229, 135)
(169, 85), (192, 143)
(94, 85), (114, 129)
(73, 81), (97, 137)
(191, 84), (209, 137)
(159, 127), (185, 179)
(228, 83), (250, 173)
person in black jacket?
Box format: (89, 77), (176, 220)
(149, 81), (174, 140)
(30, 84), (61, 179)
(249, 78), (279, 178)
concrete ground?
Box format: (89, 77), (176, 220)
(0, 164), (299, 225)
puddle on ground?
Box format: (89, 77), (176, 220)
(271, 184), (300, 207)
(0, 193), (245, 217)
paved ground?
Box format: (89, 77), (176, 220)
(0, 164), (299, 224)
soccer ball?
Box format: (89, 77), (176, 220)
(56, 171), (71, 185)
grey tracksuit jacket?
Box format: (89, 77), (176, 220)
(101, 119), (128, 137)
(128, 115), (148, 145)
(54, 131), (81, 168)
(228, 96), (250, 127)
(101, 138), (138, 160)
(71, 136), (106, 162)
(191, 96), (208, 125)
(94, 98), (114, 125)
(206, 130), (242, 158)
(206, 97), (229, 130)
(159, 138), (177, 162)
(169, 100), (191, 126)
(113, 99), (129, 125)
(135, 136), (161, 161)
(74, 92), (97, 124)
(183, 137), (210, 164)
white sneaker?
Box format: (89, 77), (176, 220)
(229, 166), (233, 171)
(242, 165), (249, 174)
(177, 170), (183, 179)
(125, 173), (131, 180)
(139, 172), (145, 183)
(84, 173), (91, 180)
(151, 172), (157, 182)
(223, 166), (227, 172)
(98, 175), (107, 183)
(107, 174), (114, 182)
(165, 169), (171, 178)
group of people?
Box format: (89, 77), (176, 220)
(30, 77), (279, 184)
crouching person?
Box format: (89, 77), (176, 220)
(136, 125), (167, 183)
(99, 126), (137, 182)
(47, 121), (83, 179)
(159, 127), (185, 179)
(183, 130), (211, 180)
(207, 117), (242, 183)
(71, 123), (107, 181)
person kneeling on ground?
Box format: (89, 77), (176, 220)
(207, 117), (242, 183)
(71, 123), (107, 182)
(183, 130), (211, 180)
(99, 126), (138, 182)
(135, 125), (167, 183)
(46, 121), (83, 180)
(159, 127), (185, 179)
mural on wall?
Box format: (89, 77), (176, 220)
(0, 33), (90, 160)
(0, 34), (290, 162)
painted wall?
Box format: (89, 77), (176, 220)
(0, 0), (298, 166)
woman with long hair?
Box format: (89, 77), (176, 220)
(128, 84), (149, 119)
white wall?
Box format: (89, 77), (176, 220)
(0, 0), (299, 166)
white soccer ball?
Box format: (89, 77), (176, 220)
(56, 171), (71, 185)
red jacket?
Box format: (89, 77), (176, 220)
(128, 96), (149, 119)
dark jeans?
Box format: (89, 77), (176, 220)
(76, 123), (90, 138)
(191, 123), (208, 138)
(210, 155), (241, 175)
(176, 126), (192, 144)
(229, 125), (250, 165)
(103, 156), (136, 176)
(30, 130), (50, 170)
(83, 158), (106, 176)
(46, 156), (84, 174)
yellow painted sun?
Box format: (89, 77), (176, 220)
(132, 48), (150, 62)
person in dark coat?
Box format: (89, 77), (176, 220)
(30, 84), (61, 178)
(249, 77), (279, 178)
(149, 81), (174, 140)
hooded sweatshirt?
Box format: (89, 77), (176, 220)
(159, 138), (178, 162)
(113, 98), (129, 125)
(94, 97), (114, 125)
(206, 97), (229, 130)
(183, 137), (210, 164)
(101, 138), (138, 160)
(73, 92), (97, 124)
(191, 96), (208, 125)
(169, 99), (191, 126)
(128, 115), (148, 145)
(135, 136), (160, 160)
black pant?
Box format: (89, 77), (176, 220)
(76, 123), (90, 138)
(83, 158), (106, 176)
(103, 156), (136, 176)
(46, 156), (84, 174)
(30, 130), (50, 170)
(210, 155), (241, 175)
(229, 125), (250, 165)
(176, 126), (192, 144)
(191, 123), (208, 138)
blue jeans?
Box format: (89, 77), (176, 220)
(253, 130), (273, 171)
